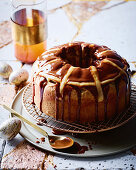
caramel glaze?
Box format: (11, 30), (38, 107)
(102, 84), (109, 120)
(55, 83), (60, 120)
(71, 86), (81, 122)
(55, 141), (88, 154)
(38, 118), (47, 123)
(52, 128), (67, 135)
(32, 42), (130, 123)
(32, 76), (35, 104)
(61, 91), (64, 121)
(50, 137), (73, 149)
(39, 77), (47, 112)
(36, 42), (129, 82)
(88, 86), (99, 121)
(115, 78), (120, 115)
(40, 137), (45, 142)
(68, 87), (72, 121)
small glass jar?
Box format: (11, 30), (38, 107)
(11, 0), (47, 63)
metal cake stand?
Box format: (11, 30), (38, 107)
(22, 83), (136, 134)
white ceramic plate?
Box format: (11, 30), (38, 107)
(11, 87), (136, 157)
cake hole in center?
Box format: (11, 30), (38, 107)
(60, 46), (95, 68)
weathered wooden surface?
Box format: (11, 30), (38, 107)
(0, 0), (136, 169)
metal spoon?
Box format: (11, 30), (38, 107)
(1, 104), (74, 150)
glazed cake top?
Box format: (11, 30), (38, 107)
(33, 42), (129, 101)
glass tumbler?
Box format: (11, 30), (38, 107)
(11, 0), (47, 63)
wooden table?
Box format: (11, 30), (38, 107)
(0, 0), (136, 169)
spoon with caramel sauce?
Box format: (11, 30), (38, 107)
(1, 104), (74, 150)
(49, 136), (73, 149)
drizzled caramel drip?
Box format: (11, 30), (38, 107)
(55, 83), (60, 120)
(68, 88), (72, 121)
(33, 42), (130, 123)
(32, 76), (35, 104)
(61, 92), (64, 121)
(87, 86), (99, 121)
(39, 77), (47, 111)
(102, 84), (110, 120)
(72, 86), (81, 122)
(122, 73), (129, 107)
(115, 78), (120, 115)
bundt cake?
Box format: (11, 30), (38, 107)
(32, 42), (130, 124)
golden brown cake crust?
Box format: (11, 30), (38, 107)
(32, 42), (130, 124)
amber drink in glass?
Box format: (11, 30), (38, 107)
(11, 0), (47, 63)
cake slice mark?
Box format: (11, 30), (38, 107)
(59, 66), (75, 94)
(90, 66), (104, 102)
